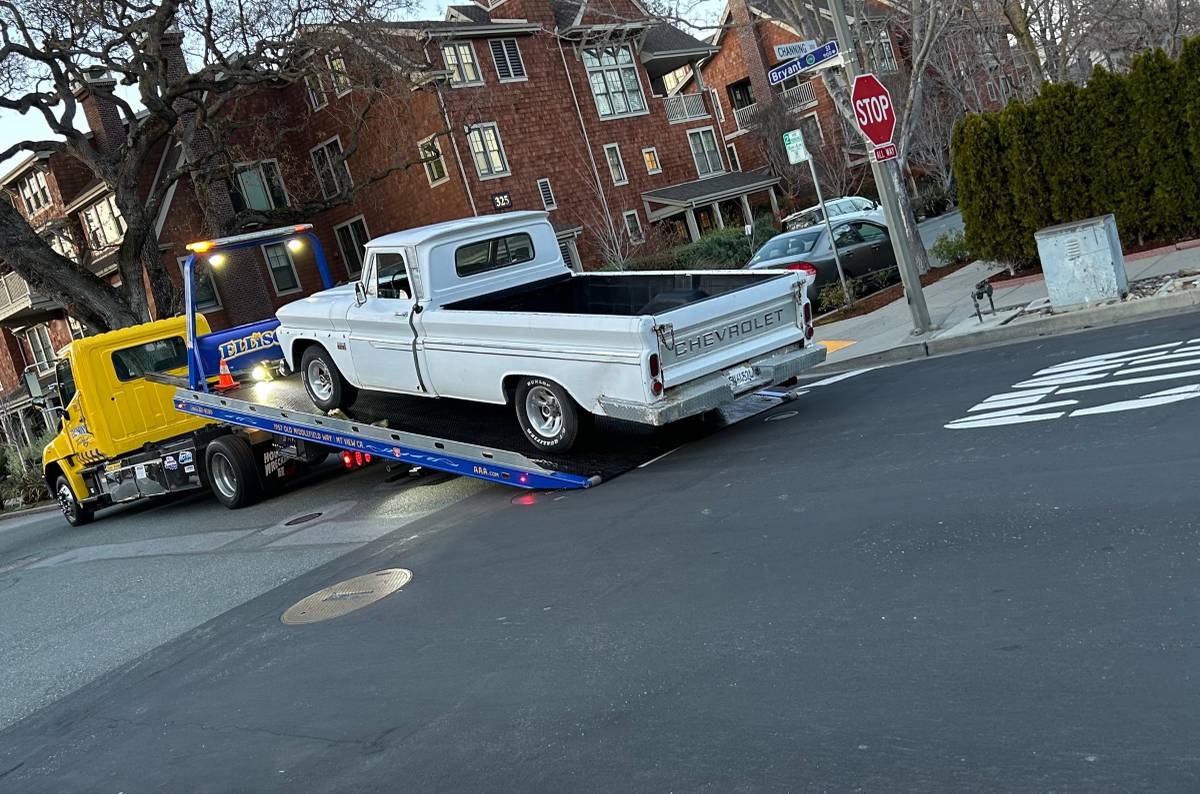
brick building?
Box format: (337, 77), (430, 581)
(0, 0), (795, 444)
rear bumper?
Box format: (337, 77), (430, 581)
(597, 343), (826, 425)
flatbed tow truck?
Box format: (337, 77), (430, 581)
(42, 225), (804, 526)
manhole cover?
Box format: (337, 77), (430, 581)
(285, 512), (323, 526)
(281, 568), (412, 625)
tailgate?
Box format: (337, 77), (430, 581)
(655, 271), (807, 388)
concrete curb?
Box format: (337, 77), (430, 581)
(0, 501), (58, 521)
(818, 288), (1200, 372)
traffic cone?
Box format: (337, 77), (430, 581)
(215, 358), (239, 391)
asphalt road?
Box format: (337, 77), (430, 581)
(919, 208), (964, 264)
(3, 312), (1200, 791)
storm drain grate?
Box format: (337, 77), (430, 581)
(281, 568), (413, 625)
(764, 410), (799, 423)
(285, 512), (324, 526)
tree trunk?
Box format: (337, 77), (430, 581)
(0, 201), (141, 332)
(1002, 0), (1049, 86)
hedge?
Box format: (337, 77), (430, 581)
(622, 214), (778, 271)
(952, 40), (1200, 265)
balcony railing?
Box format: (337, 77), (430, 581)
(664, 92), (709, 123)
(781, 81), (818, 112)
(732, 80), (821, 131)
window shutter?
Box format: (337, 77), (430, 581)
(504, 40), (525, 78)
(490, 40), (511, 80)
(537, 178), (556, 210)
(558, 240), (574, 268)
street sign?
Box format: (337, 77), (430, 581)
(783, 128), (809, 165)
(768, 40), (840, 86)
(871, 142), (897, 162)
(774, 40), (816, 61)
(851, 73), (896, 147)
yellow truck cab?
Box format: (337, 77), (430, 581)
(43, 316), (217, 524)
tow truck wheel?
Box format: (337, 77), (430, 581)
(205, 435), (264, 509)
(55, 476), (94, 527)
(515, 377), (580, 453)
(301, 345), (357, 412)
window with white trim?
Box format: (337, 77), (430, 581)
(466, 123), (510, 179)
(334, 216), (371, 277)
(261, 242), (301, 294)
(603, 143), (628, 185)
(305, 73), (327, 110)
(726, 143), (741, 171)
(622, 210), (644, 244)
(232, 161), (288, 212)
(327, 49), (352, 96)
(442, 42), (483, 86)
(310, 137), (351, 199)
(80, 195), (126, 250)
(642, 147), (661, 174)
(800, 112), (825, 145)
(709, 87), (725, 122)
(24, 324), (55, 372)
(687, 127), (723, 177)
(18, 171), (50, 214)
(537, 178), (557, 210)
(582, 45), (647, 119)
(489, 39), (526, 82)
(419, 135), (449, 186)
(177, 255), (221, 310)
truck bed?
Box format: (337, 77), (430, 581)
(188, 374), (796, 485)
(444, 272), (783, 316)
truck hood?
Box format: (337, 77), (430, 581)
(276, 283), (356, 330)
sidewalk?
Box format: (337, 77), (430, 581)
(815, 245), (1200, 369)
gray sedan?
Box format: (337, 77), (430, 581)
(745, 219), (897, 300)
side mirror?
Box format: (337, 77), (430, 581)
(354, 281), (367, 305)
(31, 396), (46, 409)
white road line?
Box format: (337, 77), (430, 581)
(970, 391), (1058, 411)
(946, 412), (1067, 429)
(805, 368), (876, 388)
(1069, 385), (1200, 416)
(1040, 341), (1183, 370)
(637, 447), (682, 469)
(1013, 369), (1116, 388)
(1118, 357), (1200, 376)
(982, 386), (1057, 402)
(958, 399), (1079, 420)
(1059, 368), (1200, 394)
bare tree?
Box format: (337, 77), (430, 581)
(0, 0), (427, 331)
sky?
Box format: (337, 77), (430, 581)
(0, 0), (722, 176)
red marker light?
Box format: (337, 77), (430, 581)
(354, 451), (364, 466)
(652, 381), (663, 395)
(341, 451), (353, 468)
(518, 473), (529, 484)
(364, 453), (372, 464)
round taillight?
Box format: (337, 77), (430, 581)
(806, 325), (814, 340)
(354, 451), (364, 466)
(341, 451), (353, 468)
(648, 353), (660, 378)
(652, 381), (663, 395)
(364, 453), (372, 464)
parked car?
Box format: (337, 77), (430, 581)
(745, 218), (897, 302)
(782, 196), (881, 230)
(275, 211), (825, 453)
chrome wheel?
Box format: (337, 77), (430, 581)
(57, 482), (75, 520)
(210, 452), (238, 500)
(524, 384), (563, 439)
(306, 357), (334, 402)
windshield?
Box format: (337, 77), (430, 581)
(749, 230), (823, 264)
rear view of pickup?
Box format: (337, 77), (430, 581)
(276, 211), (825, 453)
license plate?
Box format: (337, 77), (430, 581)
(726, 364), (757, 390)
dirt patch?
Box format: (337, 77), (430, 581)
(814, 257), (976, 326)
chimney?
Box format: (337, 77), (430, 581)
(160, 27), (189, 86)
(730, 0), (774, 108)
(72, 66), (127, 156)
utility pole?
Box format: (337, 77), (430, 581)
(826, 0), (932, 334)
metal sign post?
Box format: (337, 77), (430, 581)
(828, 0), (931, 333)
(783, 128), (851, 306)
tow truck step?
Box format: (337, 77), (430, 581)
(174, 374), (797, 490)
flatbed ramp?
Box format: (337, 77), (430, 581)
(174, 375), (796, 490)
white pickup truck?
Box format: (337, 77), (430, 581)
(275, 211), (825, 452)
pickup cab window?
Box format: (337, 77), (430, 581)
(111, 337), (188, 382)
(374, 252), (410, 300)
(455, 233), (534, 277)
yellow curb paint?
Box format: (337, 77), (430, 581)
(819, 340), (857, 353)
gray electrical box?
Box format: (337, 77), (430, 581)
(1034, 214), (1127, 310)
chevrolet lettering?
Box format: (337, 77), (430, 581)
(672, 308), (786, 359)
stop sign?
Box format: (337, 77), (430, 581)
(851, 74), (895, 147)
